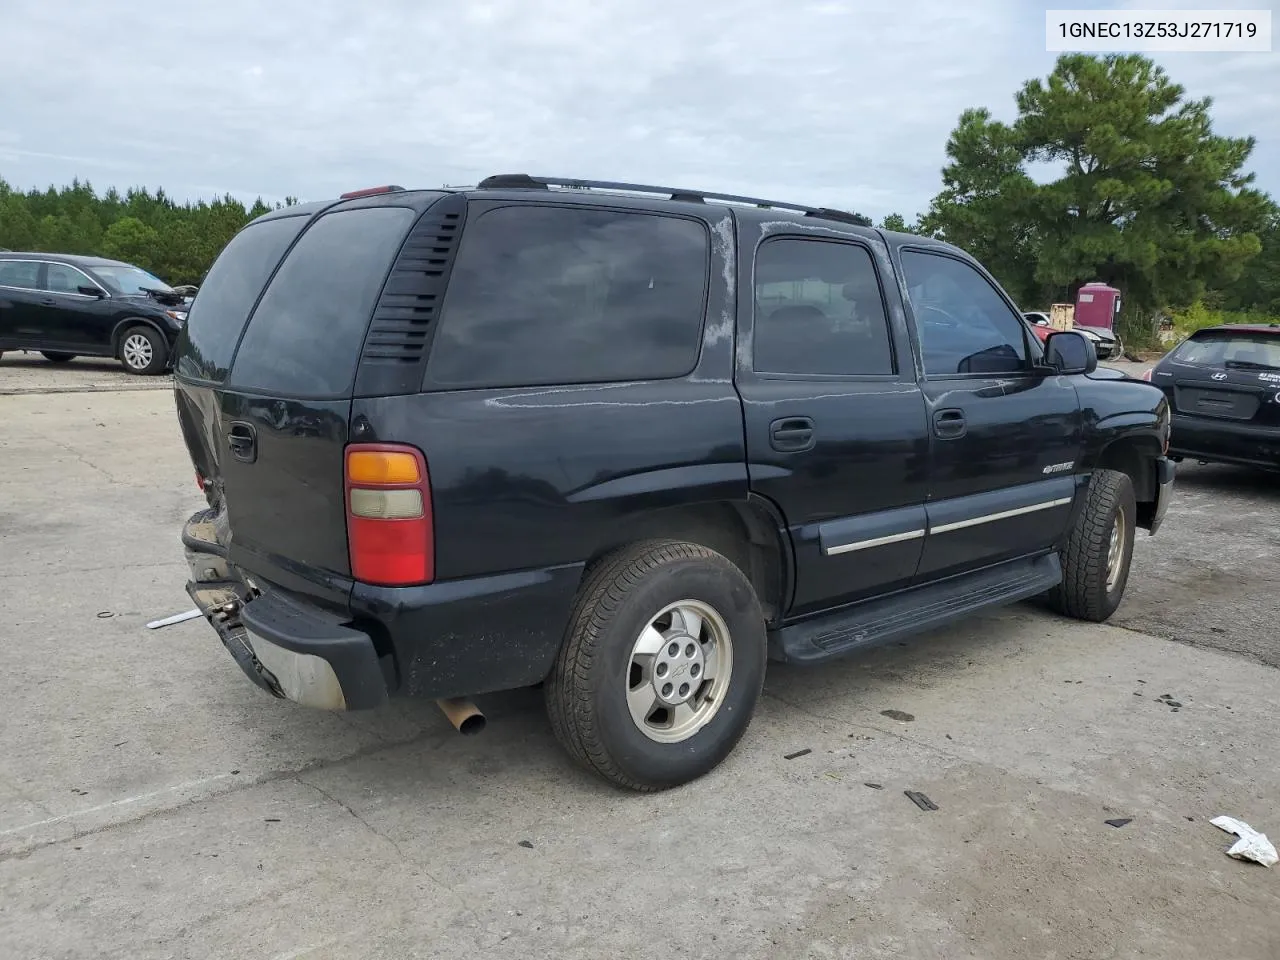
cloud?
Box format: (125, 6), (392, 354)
(0, 0), (1273, 219)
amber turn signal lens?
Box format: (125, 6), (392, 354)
(346, 450), (421, 485)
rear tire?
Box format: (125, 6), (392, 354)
(118, 325), (167, 375)
(42, 351), (75, 363)
(1048, 469), (1136, 622)
(545, 539), (767, 791)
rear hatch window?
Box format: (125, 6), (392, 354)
(176, 215), (309, 382)
(1169, 330), (1280, 424)
(1173, 331), (1280, 373)
(228, 206), (418, 398)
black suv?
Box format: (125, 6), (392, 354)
(0, 253), (187, 374)
(174, 176), (1175, 791)
(1142, 323), (1280, 470)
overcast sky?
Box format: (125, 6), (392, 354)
(1, 0), (1275, 222)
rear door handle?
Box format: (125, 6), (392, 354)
(933, 408), (966, 439)
(39, 298), (57, 306)
(226, 421), (257, 463)
(769, 416), (815, 452)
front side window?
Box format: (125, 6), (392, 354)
(45, 263), (97, 295)
(901, 251), (1028, 376)
(753, 238), (894, 376)
(0, 260), (40, 290)
(426, 205), (709, 389)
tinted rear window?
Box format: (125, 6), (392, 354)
(424, 205), (708, 389)
(228, 207), (416, 398)
(176, 215), (308, 381)
(1174, 332), (1280, 370)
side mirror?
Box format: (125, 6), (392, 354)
(1045, 330), (1097, 375)
(78, 285), (105, 298)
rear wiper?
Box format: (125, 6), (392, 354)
(1225, 359), (1280, 372)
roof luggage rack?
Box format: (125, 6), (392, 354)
(475, 174), (872, 227)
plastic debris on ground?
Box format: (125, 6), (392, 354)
(145, 608), (202, 629)
(1211, 816), (1278, 867)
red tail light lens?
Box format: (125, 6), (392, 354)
(344, 443), (434, 586)
(1139, 368), (1154, 382)
(340, 185), (406, 199)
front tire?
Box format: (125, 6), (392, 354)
(1049, 469), (1136, 622)
(545, 539), (767, 791)
(42, 351), (75, 363)
(118, 325), (168, 375)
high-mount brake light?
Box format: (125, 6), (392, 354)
(339, 185), (406, 199)
(344, 444), (434, 586)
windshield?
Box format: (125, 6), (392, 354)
(1174, 332), (1280, 370)
(91, 264), (174, 296)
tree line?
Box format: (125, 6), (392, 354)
(1, 55), (1276, 344)
(0, 179), (298, 287)
(878, 54), (1279, 343)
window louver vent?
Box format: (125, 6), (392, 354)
(353, 193), (468, 397)
(362, 201), (465, 364)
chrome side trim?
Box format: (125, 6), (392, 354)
(930, 497), (1074, 535)
(824, 528), (926, 556)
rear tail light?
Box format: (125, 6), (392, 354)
(195, 470), (205, 491)
(344, 444), (434, 586)
(1139, 368), (1153, 382)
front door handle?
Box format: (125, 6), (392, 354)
(226, 421), (258, 463)
(933, 408), (967, 439)
(39, 298), (57, 306)
(769, 416), (815, 452)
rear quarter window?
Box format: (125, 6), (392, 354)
(176, 215), (309, 382)
(228, 206), (417, 398)
(424, 205), (709, 390)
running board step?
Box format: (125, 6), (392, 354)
(769, 553), (1061, 665)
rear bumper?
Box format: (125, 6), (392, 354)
(1169, 414), (1280, 470)
(184, 575), (389, 711)
(182, 510), (583, 709)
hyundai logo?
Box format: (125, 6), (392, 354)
(1211, 372), (1228, 380)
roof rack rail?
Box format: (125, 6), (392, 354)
(475, 174), (872, 227)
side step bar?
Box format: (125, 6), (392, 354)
(769, 553), (1061, 665)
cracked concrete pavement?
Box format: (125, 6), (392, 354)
(1, 380), (1278, 960)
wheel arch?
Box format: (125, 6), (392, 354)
(580, 498), (792, 625)
(110, 317), (169, 356)
(1093, 433), (1163, 530)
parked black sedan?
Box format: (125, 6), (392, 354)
(1142, 323), (1280, 471)
(0, 253), (188, 375)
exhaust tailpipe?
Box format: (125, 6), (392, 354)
(437, 697), (486, 735)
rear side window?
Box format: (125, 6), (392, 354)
(229, 207), (416, 398)
(1174, 333), (1280, 370)
(753, 238), (894, 376)
(0, 260), (41, 290)
(425, 205), (708, 389)
(177, 215), (308, 381)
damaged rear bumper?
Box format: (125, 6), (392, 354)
(183, 512), (388, 711)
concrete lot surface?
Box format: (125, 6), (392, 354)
(0, 352), (173, 395)
(1, 378), (1278, 959)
